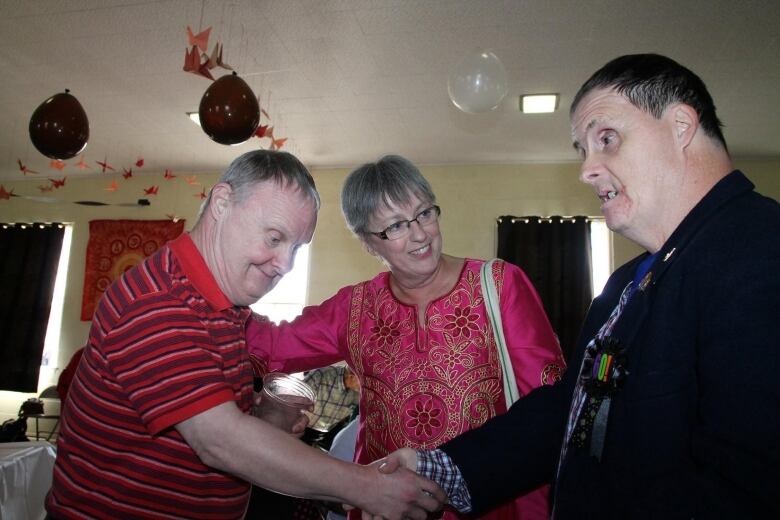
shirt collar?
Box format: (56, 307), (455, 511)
(169, 233), (233, 312)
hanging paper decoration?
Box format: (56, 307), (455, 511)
(270, 136), (287, 150)
(198, 72), (259, 145)
(0, 181), (150, 207)
(135, 158), (144, 168)
(195, 188), (207, 199)
(186, 25), (211, 52)
(17, 159), (39, 175)
(163, 169), (176, 180)
(29, 90), (90, 159)
(180, 23), (290, 149)
(254, 124), (269, 139)
(122, 168), (133, 179)
(143, 185), (159, 195)
(184, 45), (214, 80)
(49, 177), (67, 188)
(184, 175), (200, 186)
(49, 160), (66, 170)
(96, 158), (115, 173)
(76, 155), (90, 169)
(105, 180), (119, 192)
(205, 42), (232, 71)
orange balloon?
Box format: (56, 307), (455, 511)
(29, 90), (89, 160)
(198, 72), (259, 145)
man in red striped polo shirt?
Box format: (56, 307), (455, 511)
(46, 150), (444, 520)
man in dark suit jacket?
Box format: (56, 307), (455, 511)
(383, 54), (780, 519)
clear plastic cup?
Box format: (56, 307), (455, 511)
(254, 373), (315, 432)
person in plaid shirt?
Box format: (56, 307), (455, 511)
(305, 364), (360, 433)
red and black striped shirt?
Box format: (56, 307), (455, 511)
(47, 233), (254, 519)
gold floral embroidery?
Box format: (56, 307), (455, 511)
(349, 263), (514, 459)
(443, 306), (481, 337)
(405, 396), (443, 437)
(541, 362), (564, 385)
(368, 316), (402, 348)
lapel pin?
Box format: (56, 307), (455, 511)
(638, 271), (653, 291)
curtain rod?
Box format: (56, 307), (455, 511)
(495, 216), (603, 224)
(1, 222), (66, 229)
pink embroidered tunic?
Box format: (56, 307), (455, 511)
(247, 259), (565, 520)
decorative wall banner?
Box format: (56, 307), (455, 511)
(81, 219), (185, 320)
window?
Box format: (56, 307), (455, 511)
(40, 224), (73, 388)
(589, 219), (612, 297)
(250, 244), (310, 324)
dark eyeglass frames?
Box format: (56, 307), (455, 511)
(368, 205), (441, 240)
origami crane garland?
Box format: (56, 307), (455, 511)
(183, 25), (288, 151)
(4, 154), (208, 210)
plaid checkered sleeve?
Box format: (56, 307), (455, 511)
(416, 449), (472, 513)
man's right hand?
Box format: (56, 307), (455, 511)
(352, 452), (443, 520)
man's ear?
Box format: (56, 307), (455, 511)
(670, 103), (699, 150)
(209, 183), (232, 219)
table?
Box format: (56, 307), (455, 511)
(0, 441), (56, 520)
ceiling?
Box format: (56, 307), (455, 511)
(1, 0), (778, 182)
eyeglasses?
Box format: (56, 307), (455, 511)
(369, 205), (441, 240)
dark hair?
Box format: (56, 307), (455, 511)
(341, 155), (436, 235)
(571, 54), (727, 151)
(199, 150), (319, 219)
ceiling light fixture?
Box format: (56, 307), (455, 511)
(520, 94), (559, 114)
(186, 111), (201, 126)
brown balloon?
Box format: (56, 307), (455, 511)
(198, 72), (260, 145)
(29, 90), (89, 160)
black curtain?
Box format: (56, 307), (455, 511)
(0, 223), (65, 392)
(497, 216), (592, 362)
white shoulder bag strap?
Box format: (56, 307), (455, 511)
(480, 259), (521, 409)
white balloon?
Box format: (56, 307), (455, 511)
(448, 49), (509, 113)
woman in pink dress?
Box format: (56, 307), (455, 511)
(247, 155), (565, 520)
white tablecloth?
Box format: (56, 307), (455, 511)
(0, 441), (56, 520)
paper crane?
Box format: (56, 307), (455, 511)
(135, 158), (144, 168)
(183, 45), (214, 80)
(105, 180), (119, 192)
(163, 169), (176, 180)
(143, 185), (159, 195)
(186, 25), (211, 53)
(205, 42), (232, 71)
(49, 160), (66, 170)
(184, 175), (200, 186)
(122, 168), (133, 179)
(96, 158), (115, 173)
(0, 185), (14, 200)
(49, 177), (67, 188)
(195, 188), (207, 200)
(270, 136), (288, 151)
(254, 124), (270, 139)
(75, 156), (90, 169)
(17, 159), (38, 175)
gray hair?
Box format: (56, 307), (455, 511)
(341, 155), (436, 235)
(571, 53), (727, 151)
(198, 150), (320, 220)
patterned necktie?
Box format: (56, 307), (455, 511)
(552, 281), (634, 513)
